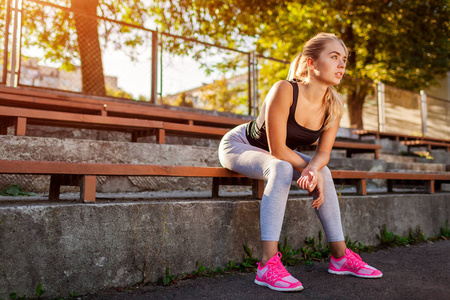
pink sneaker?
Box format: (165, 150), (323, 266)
(254, 252), (303, 292)
(328, 248), (383, 278)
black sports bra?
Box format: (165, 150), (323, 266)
(246, 81), (324, 151)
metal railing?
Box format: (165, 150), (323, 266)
(1, 0), (448, 140)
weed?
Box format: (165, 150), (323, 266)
(438, 220), (450, 239)
(300, 230), (330, 263)
(407, 225), (427, 245)
(192, 261), (208, 276)
(376, 224), (431, 247)
(377, 224), (409, 247)
(7, 282), (45, 300)
(225, 260), (240, 271)
(163, 268), (175, 286)
(240, 244), (258, 272)
(278, 236), (301, 266)
(0, 184), (35, 197)
(8, 292), (26, 300)
(35, 282), (45, 299)
(345, 236), (374, 253)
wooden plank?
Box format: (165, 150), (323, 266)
(0, 91), (104, 114)
(1, 160), (449, 181)
(0, 105), (164, 130)
(0, 160), (245, 177)
(163, 122), (229, 136)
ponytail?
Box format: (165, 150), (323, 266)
(322, 86), (344, 131)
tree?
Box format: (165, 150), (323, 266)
(17, 0), (148, 96)
(152, 0), (450, 128)
(197, 77), (247, 113)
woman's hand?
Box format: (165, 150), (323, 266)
(311, 172), (324, 210)
(296, 166), (318, 193)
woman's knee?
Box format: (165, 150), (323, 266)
(266, 159), (293, 185)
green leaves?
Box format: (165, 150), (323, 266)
(0, 184), (35, 197)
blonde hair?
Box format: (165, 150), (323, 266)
(287, 33), (348, 130)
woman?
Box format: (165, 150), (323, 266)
(218, 33), (382, 292)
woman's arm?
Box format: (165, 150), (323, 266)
(307, 115), (340, 172)
(265, 81), (310, 172)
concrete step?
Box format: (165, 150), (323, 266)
(386, 161), (447, 173)
(0, 194), (448, 298)
(379, 153), (440, 163)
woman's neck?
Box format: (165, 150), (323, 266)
(298, 79), (328, 105)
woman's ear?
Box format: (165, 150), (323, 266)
(306, 57), (316, 70)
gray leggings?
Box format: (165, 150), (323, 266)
(218, 124), (345, 242)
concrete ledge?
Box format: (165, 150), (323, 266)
(0, 193), (449, 298)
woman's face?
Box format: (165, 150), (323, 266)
(311, 40), (347, 86)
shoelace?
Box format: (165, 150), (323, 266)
(345, 258), (364, 271)
(348, 249), (364, 262)
(267, 255), (290, 278)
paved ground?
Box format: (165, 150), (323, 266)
(84, 240), (449, 300)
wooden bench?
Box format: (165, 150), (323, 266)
(0, 103), (382, 158)
(402, 140), (450, 152)
(353, 129), (450, 145)
(298, 140), (382, 159)
(0, 105), (230, 142)
(0, 160), (448, 203)
(0, 85), (249, 129)
(0, 160), (264, 202)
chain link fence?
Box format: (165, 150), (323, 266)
(19, 0), (153, 99)
(2, 0), (449, 139)
(159, 33), (249, 114)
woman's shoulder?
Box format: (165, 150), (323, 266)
(265, 80), (295, 106)
(273, 80), (294, 89)
(270, 80), (295, 95)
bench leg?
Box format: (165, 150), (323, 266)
(212, 177), (220, 197)
(49, 174), (96, 203)
(131, 132), (138, 142)
(387, 180), (393, 193)
(49, 175), (62, 201)
(81, 175), (96, 203)
(425, 180), (434, 194)
(356, 179), (367, 195)
(0, 118), (12, 135)
(374, 149), (379, 159)
(15, 117), (27, 136)
(252, 179), (264, 199)
(156, 129), (165, 144)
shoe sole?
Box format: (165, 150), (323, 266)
(328, 269), (383, 278)
(254, 279), (304, 292)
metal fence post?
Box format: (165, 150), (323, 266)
(9, 0), (22, 87)
(2, 0), (12, 84)
(420, 90), (427, 136)
(247, 52), (252, 115)
(251, 51), (259, 116)
(377, 81), (385, 132)
(151, 29), (158, 104)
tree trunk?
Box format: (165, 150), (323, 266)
(72, 0), (105, 96)
(347, 82), (368, 129)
